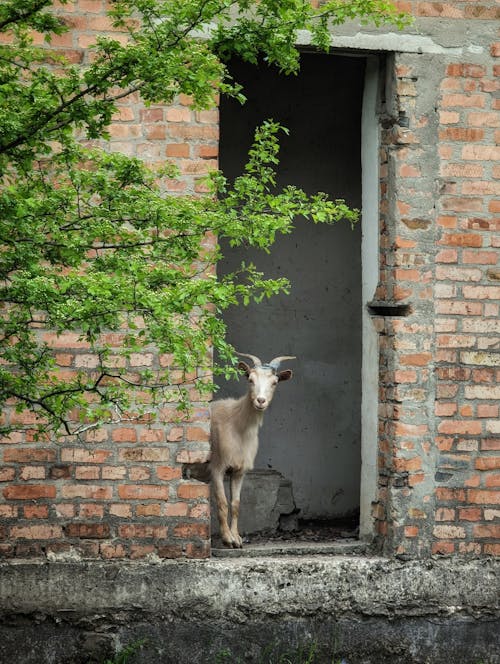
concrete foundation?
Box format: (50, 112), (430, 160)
(0, 557), (498, 663)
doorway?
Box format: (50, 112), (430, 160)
(216, 52), (367, 534)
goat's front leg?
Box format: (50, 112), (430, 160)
(212, 471), (235, 548)
(229, 470), (245, 548)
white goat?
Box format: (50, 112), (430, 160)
(210, 352), (295, 548)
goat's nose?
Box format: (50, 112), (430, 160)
(257, 397), (266, 405)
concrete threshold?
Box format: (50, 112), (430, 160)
(212, 538), (367, 557)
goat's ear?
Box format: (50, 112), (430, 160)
(277, 369), (293, 382)
(237, 361), (251, 377)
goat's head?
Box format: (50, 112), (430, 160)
(237, 353), (295, 412)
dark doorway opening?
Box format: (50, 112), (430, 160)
(216, 52), (365, 544)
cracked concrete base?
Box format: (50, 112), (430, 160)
(0, 557), (498, 663)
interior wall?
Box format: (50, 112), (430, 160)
(217, 53), (365, 520)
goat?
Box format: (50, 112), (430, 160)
(209, 352), (295, 548)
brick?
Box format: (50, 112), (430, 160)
(118, 485), (169, 500)
(437, 420), (482, 435)
(436, 301), (482, 316)
(440, 164), (483, 178)
(119, 524), (168, 538)
(128, 467), (150, 481)
(394, 369), (417, 384)
(461, 352), (500, 367)
(435, 508), (455, 521)
(164, 502), (189, 517)
(119, 448), (170, 462)
(50, 465), (71, 479)
(75, 467), (100, 480)
(439, 128), (484, 142)
(458, 507), (481, 521)
(485, 474), (500, 487)
(441, 94), (485, 109)
(185, 426), (209, 442)
(136, 504), (162, 516)
(166, 108), (192, 122)
(436, 249), (458, 263)
(10, 525), (63, 539)
(140, 108), (164, 122)
(433, 525), (466, 539)
(477, 404), (499, 418)
(437, 336), (475, 349)
(61, 449), (111, 463)
(173, 522), (209, 539)
(177, 482), (210, 499)
(432, 541), (455, 555)
(435, 403), (457, 417)
(461, 145), (500, 161)
(3, 485), (56, 500)
(393, 457), (422, 472)
(440, 233), (483, 248)
(484, 544), (500, 556)
(462, 250), (498, 265)
(156, 466), (182, 481)
(0, 468), (15, 481)
(468, 490), (500, 505)
(176, 449), (211, 464)
(442, 197), (483, 212)
(112, 428), (137, 443)
(23, 504), (49, 520)
(462, 181), (500, 196)
(65, 523), (110, 538)
(463, 286), (500, 300)
(79, 504), (104, 519)
(100, 543), (127, 559)
(61, 485), (112, 500)
(109, 504), (132, 518)
(473, 525), (500, 539)
(139, 429), (166, 443)
(399, 353), (432, 366)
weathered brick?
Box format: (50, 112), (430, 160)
(65, 523), (110, 538)
(3, 485), (56, 500)
(118, 485), (169, 500)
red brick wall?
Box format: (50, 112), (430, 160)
(376, 5), (499, 556)
(0, 0), (498, 559)
(0, 0), (215, 560)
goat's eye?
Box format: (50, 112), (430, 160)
(248, 376), (254, 384)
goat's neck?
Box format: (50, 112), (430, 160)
(233, 392), (264, 432)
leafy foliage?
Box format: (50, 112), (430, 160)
(0, 0), (407, 436)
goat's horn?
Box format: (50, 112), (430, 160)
(268, 356), (296, 370)
(236, 352), (262, 367)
